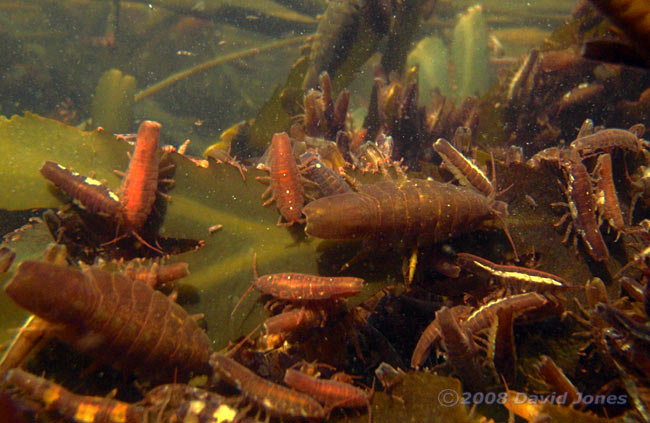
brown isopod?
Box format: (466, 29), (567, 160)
(304, 179), (515, 250)
(209, 353), (326, 419)
(593, 153), (626, 237)
(570, 125), (646, 156)
(231, 254), (364, 317)
(119, 120), (162, 232)
(4, 369), (150, 423)
(40, 161), (122, 218)
(4, 260), (212, 381)
(433, 138), (495, 199)
(553, 150), (609, 262)
(257, 132), (306, 226)
(284, 368), (372, 422)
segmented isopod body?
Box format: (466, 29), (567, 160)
(299, 151), (351, 197)
(123, 260), (189, 290)
(303, 179), (508, 244)
(455, 253), (571, 292)
(4, 369), (149, 423)
(261, 132), (305, 226)
(526, 146), (569, 169)
(411, 293), (547, 369)
(4, 261), (212, 381)
(143, 384), (235, 423)
(302, 0), (389, 90)
(487, 305), (516, 383)
(535, 355), (580, 405)
(263, 306), (326, 334)
(436, 306), (486, 389)
(120, 120), (161, 231)
(209, 353), (326, 419)
(594, 153), (625, 234)
(283, 368), (371, 411)
(253, 272), (364, 301)
(433, 138), (494, 199)
(569, 125), (645, 156)
(507, 48), (539, 107)
(552, 83), (604, 116)
(461, 292), (548, 334)
(232, 256), (363, 317)
(40, 161), (122, 218)
(557, 150), (609, 261)
(411, 305), (471, 369)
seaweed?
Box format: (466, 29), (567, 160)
(0, 113), (391, 350)
(348, 372), (474, 423)
(247, 55), (311, 154)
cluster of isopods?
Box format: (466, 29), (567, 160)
(3, 48), (650, 423)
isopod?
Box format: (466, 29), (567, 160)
(209, 352), (326, 419)
(411, 305), (472, 369)
(257, 132), (306, 226)
(569, 124), (646, 156)
(554, 150), (609, 262)
(299, 151), (351, 198)
(4, 260), (212, 381)
(232, 254), (364, 316)
(303, 178), (516, 255)
(455, 253), (572, 292)
(436, 306), (486, 389)
(535, 355), (580, 405)
(263, 306), (327, 335)
(593, 153), (625, 236)
(4, 368), (149, 423)
(433, 138), (494, 199)
(283, 368), (372, 422)
(40, 161), (122, 218)
(122, 259), (189, 290)
(120, 120), (162, 231)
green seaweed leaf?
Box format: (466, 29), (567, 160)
(347, 372), (475, 423)
(248, 55), (310, 153)
(0, 113), (129, 210)
(0, 114), (389, 349)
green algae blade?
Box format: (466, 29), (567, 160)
(0, 115), (390, 350)
(348, 372), (474, 423)
(0, 113), (128, 211)
(248, 55), (310, 153)
(0, 222), (57, 346)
